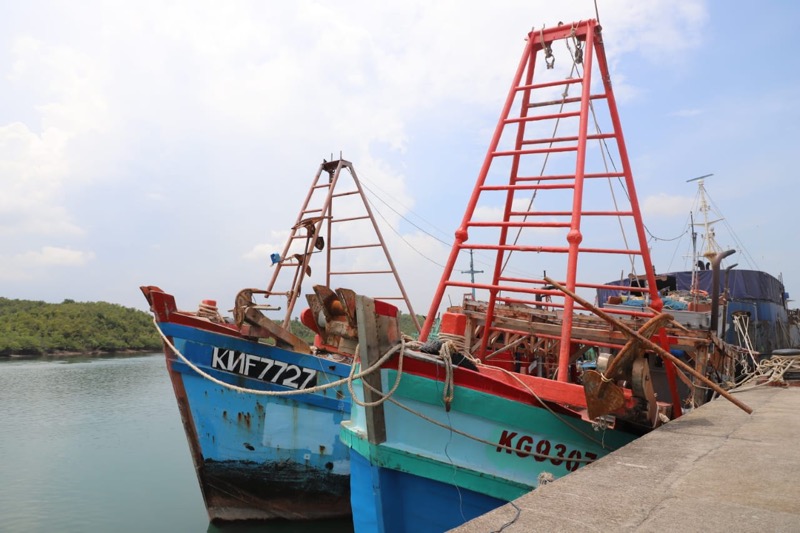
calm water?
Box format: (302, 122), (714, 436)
(0, 353), (354, 533)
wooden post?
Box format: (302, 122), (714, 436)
(693, 343), (709, 407)
(355, 295), (387, 445)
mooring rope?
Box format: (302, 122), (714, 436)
(153, 317), (609, 461)
(731, 354), (800, 393)
(345, 337), (410, 408)
(152, 317), (400, 397)
(357, 374), (599, 464)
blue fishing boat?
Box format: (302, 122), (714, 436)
(142, 285), (352, 521)
(142, 158), (419, 522)
(341, 19), (753, 532)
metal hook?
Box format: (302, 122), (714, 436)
(540, 26), (555, 69)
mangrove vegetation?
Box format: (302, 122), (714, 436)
(0, 298), (162, 356)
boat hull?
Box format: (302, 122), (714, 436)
(341, 365), (637, 532)
(348, 449), (504, 533)
(146, 289), (352, 522)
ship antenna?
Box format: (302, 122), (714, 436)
(460, 249), (484, 300)
(686, 173), (713, 299)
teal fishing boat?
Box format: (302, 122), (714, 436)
(341, 19), (751, 532)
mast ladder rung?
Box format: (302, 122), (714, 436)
(330, 270), (393, 276)
(460, 244), (645, 256)
(528, 93), (606, 109)
(463, 244), (571, 253)
(517, 77), (583, 92)
(468, 221), (571, 229)
(496, 276), (645, 294)
(480, 183), (574, 192)
(331, 190), (359, 198)
(504, 110), (580, 124)
(331, 215), (370, 223)
(516, 171), (625, 181)
(508, 210), (634, 217)
(330, 243), (381, 251)
(521, 132), (615, 146)
(492, 146), (577, 157)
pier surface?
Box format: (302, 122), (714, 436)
(454, 386), (800, 532)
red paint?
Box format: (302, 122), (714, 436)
(440, 312), (467, 336)
(387, 351), (635, 414)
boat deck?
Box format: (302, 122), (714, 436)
(453, 384), (800, 532)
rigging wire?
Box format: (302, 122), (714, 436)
(359, 172), (539, 280)
(645, 225), (689, 243)
(367, 195), (447, 269)
(357, 175), (452, 245)
(704, 193), (760, 270)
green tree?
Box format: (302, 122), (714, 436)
(0, 298), (162, 356)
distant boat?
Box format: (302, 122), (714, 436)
(341, 19), (753, 532)
(599, 177), (800, 361)
(142, 159), (418, 522)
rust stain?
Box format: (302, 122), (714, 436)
(236, 412), (252, 429)
(319, 445), (327, 455)
(222, 410), (228, 420)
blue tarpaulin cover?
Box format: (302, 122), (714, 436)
(598, 269), (786, 306)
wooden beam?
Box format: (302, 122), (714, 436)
(355, 295), (387, 445)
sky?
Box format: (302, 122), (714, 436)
(1, 0), (799, 320)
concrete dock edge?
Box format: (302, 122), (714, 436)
(453, 386), (800, 532)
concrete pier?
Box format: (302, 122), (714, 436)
(454, 386), (800, 532)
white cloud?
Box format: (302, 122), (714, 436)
(0, 122), (82, 236)
(0, 0), (717, 307)
(24, 246), (94, 266)
(642, 193), (693, 217)
(0, 246), (95, 281)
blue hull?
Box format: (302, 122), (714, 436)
(341, 364), (637, 533)
(146, 289), (354, 522)
(350, 450), (504, 533)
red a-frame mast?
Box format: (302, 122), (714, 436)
(421, 20), (664, 384)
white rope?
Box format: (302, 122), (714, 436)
(152, 316), (402, 397)
(346, 338), (409, 408)
(154, 317), (610, 461)
(358, 373), (601, 464)
(354, 341), (611, 452)
(731, 354), (800, 393)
